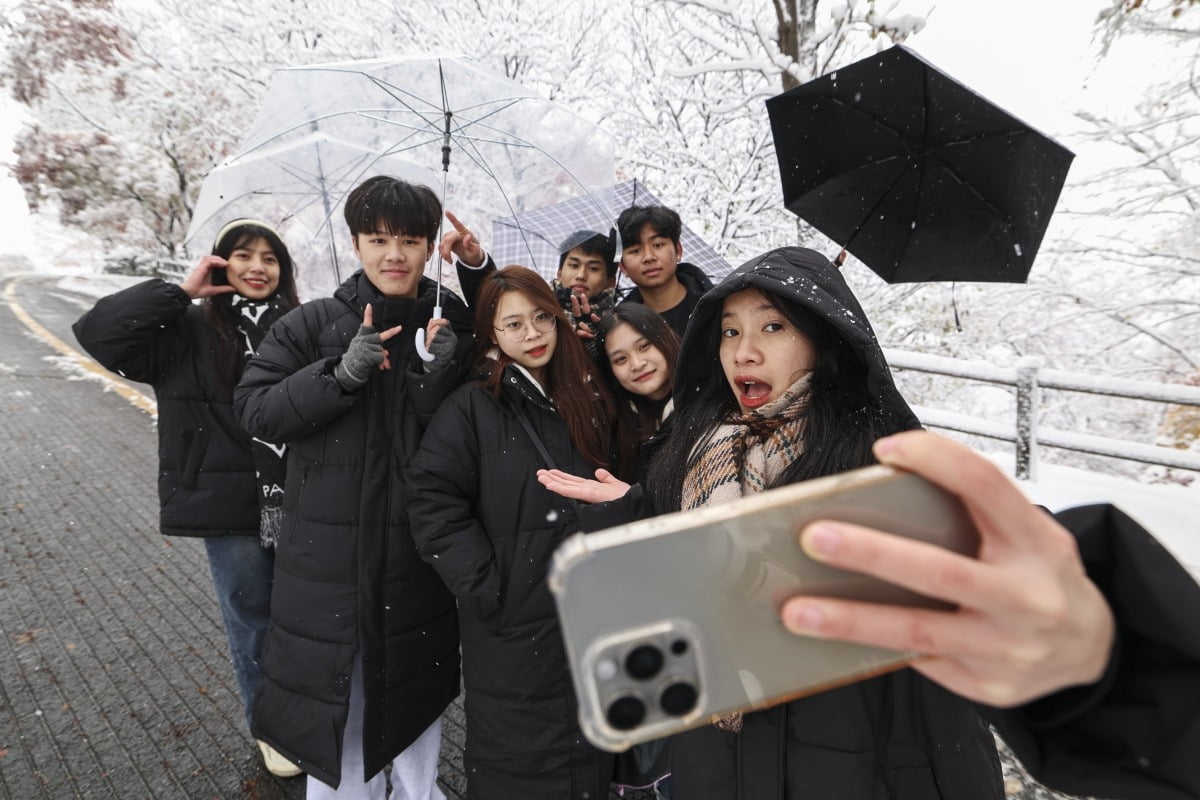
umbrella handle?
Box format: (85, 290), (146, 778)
(414, 305), (443, 363)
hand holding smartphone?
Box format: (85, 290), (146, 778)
(549, 464), (979, 752)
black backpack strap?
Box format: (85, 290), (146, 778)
(506, 395), (584, 518)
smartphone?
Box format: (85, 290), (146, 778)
(210, 266), (228, 286)
(548, 464), (979, 752)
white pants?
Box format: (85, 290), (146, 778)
(307, 656), (445, 800)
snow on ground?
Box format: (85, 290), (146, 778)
(1013, 458), (1199, 579)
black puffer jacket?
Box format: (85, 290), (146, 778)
(72, 279), (258, 538)
(407, 366), (614, 800)
(234, 272), (471, 787)
(988, 503), (1200, 800)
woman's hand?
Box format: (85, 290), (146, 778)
(780, 431), (1116, 708)
(537, 468), (630, 504)
(180, 254), (237, 299)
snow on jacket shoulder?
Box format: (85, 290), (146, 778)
(71, 278), (258, 538)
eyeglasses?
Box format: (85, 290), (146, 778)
(494, 310), (558, 341)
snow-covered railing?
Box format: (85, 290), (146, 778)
(883, 349), (1200, 480)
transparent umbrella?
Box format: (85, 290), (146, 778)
(185, 54), (614, 355)
(187, 131), (440, 301)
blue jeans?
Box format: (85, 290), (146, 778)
(204, 536), (274, 731)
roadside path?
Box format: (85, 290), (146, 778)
(0, 268), (467, 799)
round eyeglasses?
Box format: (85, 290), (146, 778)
(494, 310), (558, 341)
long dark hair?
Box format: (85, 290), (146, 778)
(472, 266), (617, 469)
(203, 222), (300, 397)
(594, 303), (681, 480)
(646, 287), (904, 513)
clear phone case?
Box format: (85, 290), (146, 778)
(549, 464), (979, 752)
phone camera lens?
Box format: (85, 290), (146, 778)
(660, 681), (698, 716)
(625, 645), (664, 680)
(670, 639), (688, 656)
(606, 695), (646, 731)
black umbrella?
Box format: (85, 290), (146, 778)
(766, 44), (1074, 283)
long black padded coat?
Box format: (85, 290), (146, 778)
(72, 278), (258, 538)
(583, 248), (1200, 800)
(407, 365), (615, 800)
(234, 272), (471, 787)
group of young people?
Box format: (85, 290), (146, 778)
(73, 174), (1200, 800)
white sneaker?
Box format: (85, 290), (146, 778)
(257, 739), (302, 778)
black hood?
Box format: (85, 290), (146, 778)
(674, 246), (919, 429)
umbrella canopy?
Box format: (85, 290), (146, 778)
(490, 178), (734, 283)
(186, 55), (614, 298)
(766, 44), (1074, 283)
(187, 132), (439, 301)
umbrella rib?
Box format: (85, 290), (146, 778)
(302, 67), (443, 114)
(360, 73), (534, 119)
(357, 70), (537, 137)
(841, 161), (917, 255)
(301, 65), (537, 130)
(881, 66), (932, 275)
(234, 110), (443, 156)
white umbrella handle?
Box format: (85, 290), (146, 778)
(414, 305), (442, 362)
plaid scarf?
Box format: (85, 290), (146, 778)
(681, 374), (812, 512)
(232, 295), (289, 548)
(680, 373), (811, 733)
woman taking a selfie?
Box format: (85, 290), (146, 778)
(407, 265), (620, 800)
(539, 247), (1199, 800)
(72, 219), (301, 777)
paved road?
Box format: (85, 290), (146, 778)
(0, 265), (466, 799)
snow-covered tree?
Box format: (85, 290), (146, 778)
(598, 0), (926, 262)
(2, 0), (280, 255)
(1081, 0), (1200, 476)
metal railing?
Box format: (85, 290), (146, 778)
(883, 349), (1200, 480)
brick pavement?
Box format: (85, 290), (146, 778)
(0, 272), (468, 799)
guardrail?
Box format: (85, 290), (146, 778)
(883, 349), (1200, 480)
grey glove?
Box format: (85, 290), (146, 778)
(334, 324), (385, 391)
(423, 324), (458, 374)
